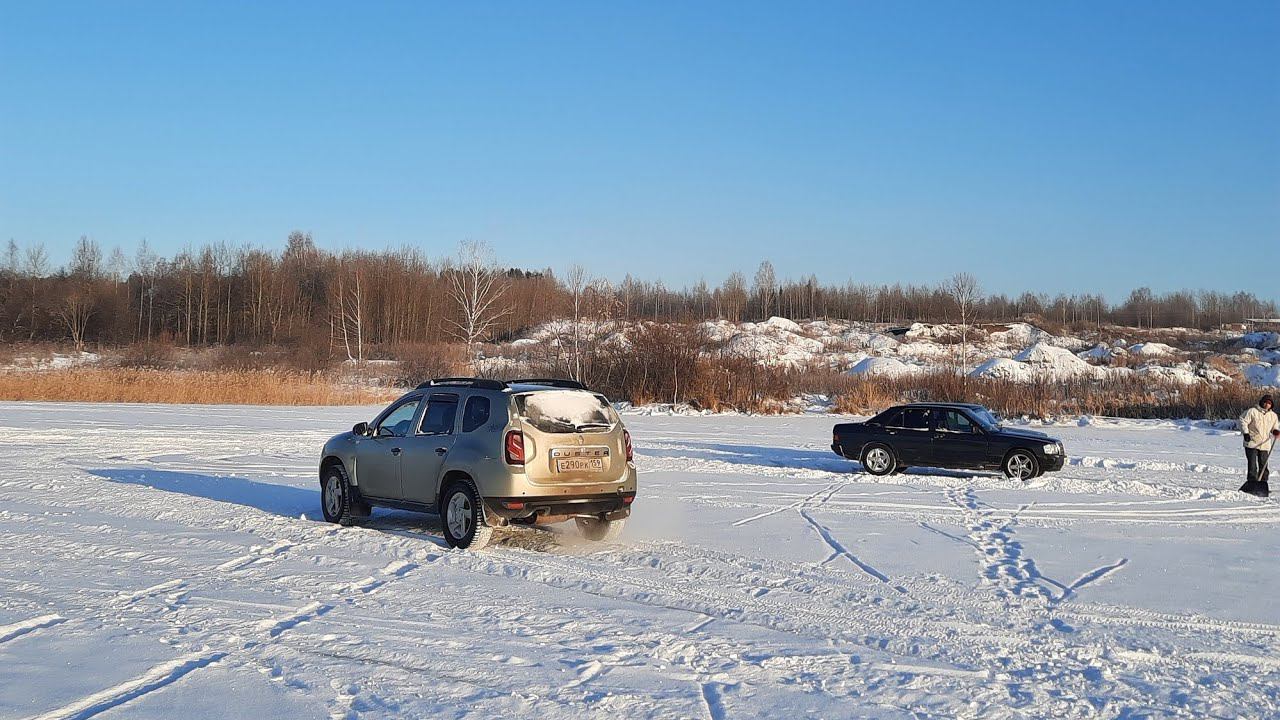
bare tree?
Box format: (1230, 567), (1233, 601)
(134, 240), (158, 341)
(106, 246), (129, 282)
(22, 243), (49, 340)
(565, 264), (589, 381)
(446, 240), (512, 370)
(69, 235), (103, 279)
(331, 256), (366, 363)
(58, 291), (95, 350)
(4, 240), (17, 275)
(753, 260), (776, 320)
(721, 271), (747, 322)
(947, 272), (982, 382)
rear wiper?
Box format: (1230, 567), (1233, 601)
(574, 422), (613, 431)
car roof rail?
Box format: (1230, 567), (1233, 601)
(509, 378), (589, 390)
(416, 377), (508, 391)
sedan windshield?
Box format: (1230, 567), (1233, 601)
(971, 407), (1002, 431)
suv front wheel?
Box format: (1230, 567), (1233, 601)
(441, 481), (494, 550)
(322, 465), (357, 525)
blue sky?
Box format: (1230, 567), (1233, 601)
(2, 1), (1277, 300)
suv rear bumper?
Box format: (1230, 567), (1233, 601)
(484, 492), (635, 522)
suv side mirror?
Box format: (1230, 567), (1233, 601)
(353, 422), (369, 436)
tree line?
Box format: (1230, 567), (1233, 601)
(1, 234), (1275, 357)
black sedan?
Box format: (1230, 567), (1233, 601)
(831, 403), (1065, 480)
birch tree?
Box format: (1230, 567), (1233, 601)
(447, 240), (512, 370)
(947, 272), (981, 381)
(566, 264), (588, 381)
(332, 256), (366, 363)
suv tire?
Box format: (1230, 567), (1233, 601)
(321, 464), (358, 526)
(575, 516), (625, 542)
(441, 481), (494, 550)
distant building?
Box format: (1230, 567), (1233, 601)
(1245, 318), (1280, 332)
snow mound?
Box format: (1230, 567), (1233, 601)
(836, 328), (899, 351)
(849, 357), (919, 378)
(1238, 332), (1280, 349)
(1244, 364), (1280, 388)
(904, 323), (962, 341)
(1136, 365), (1199, 386)
(1013, 343), (1101, 380)
(988, 322), (1090, 351)
(1079, 343), (1127, 364)
(721, 322), (824, 367)
(1130, 342), (1178, 358)
(761, 316), (803, 334)
(698, 320), (738, 343)
(970, 357), (1034, 382)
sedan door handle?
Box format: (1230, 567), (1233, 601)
(435, 447), (447, 456)
(391, 447), (402, 456)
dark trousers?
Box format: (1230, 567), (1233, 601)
(1242, 446), (1272, 496)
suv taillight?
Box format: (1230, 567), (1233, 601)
(623, 429), (633, 463)
(504, 430), (525, 465)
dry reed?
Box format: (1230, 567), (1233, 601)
(0, 368), (398, 406)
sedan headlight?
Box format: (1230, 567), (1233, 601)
(1043, 443), (1061, 455)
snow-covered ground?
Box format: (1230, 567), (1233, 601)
(3, 403), (1280, 718)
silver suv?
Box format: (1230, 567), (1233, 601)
(319, 378), (637, 549)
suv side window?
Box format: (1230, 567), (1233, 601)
(419, 394), (459, 436)
(462, 396), (490, 433)
(376, 399), (421, 437)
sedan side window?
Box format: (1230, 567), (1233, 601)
(419, 395), (459, 435)
(942, 411), (975, 433)
(899, 408), (931, 430)
(376, 400), (420, 437)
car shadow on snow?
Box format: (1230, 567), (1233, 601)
(89, 468), (320, 517)
(641, 441), (981, 480)
(86, 467), (574, 552)
(642, 441), (855, 473)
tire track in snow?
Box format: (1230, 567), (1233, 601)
(699, 681), (727, 720)
(26, 651), (228, 720)
(1057, 558), (1128, 602)
(731, 478), (850, 526)
(798, 509), (906, 594)
(31, 554), (431, 720)
(215, 538), (295, 572)
(792, 477), (907, 593)
(113, 579), (186, 606)
(0, 614), (66, 644)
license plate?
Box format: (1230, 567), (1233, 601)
(555, 457), (605, 473)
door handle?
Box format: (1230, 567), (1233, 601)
(435, 447), (447, 456)
(391, 447), (402, 456)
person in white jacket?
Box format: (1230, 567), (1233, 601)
(1239, 394), (1280, 497)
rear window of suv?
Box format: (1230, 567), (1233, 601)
(515, 391), (615, 434)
